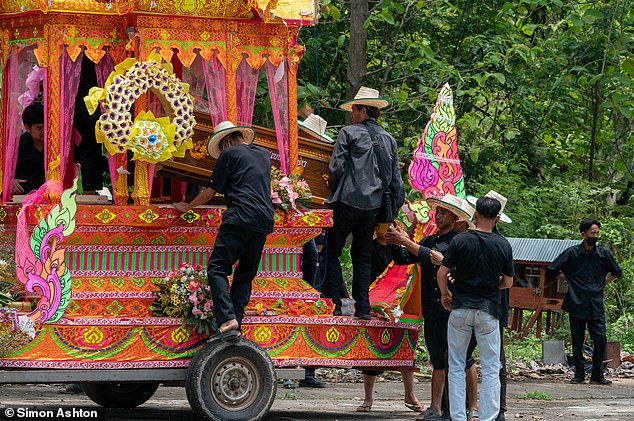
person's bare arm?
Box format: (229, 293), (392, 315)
(174, 187), (216, 212)
(437, 265), (452, 311)
(606, 274), (617, 284)
(430, 250), (443, 266)
(499, 274), (513, 289)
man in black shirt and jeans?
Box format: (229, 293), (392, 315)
(438, 196), (514, 421)
(175, 121), (274, 339)
(548, 218), (621, 385)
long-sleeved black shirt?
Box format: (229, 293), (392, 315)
(392, 230), (458, 320)
(548, 243), (621, 320)
(327, 119), (404, 210)
(15, 132), (45, 194)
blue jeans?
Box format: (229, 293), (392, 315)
(448, 308), (501, 421)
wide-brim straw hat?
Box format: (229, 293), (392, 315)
(339, 86), (390, 111)
(206, 121), (255, 159)
(298, 113), (334, 143)
(466, 191), (512, 223)
(426, 194), (471, 222)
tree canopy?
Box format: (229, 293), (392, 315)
(293, 0), (633, 343)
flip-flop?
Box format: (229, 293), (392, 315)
(404, 402), (424, 412)
(356, 403), (372, 413)
(208, 329), (241, 342)
(467, 409), (480, 421)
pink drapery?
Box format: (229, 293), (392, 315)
(201, 54), (227, 126)
(2, 46), (42, 203)
(59, 46), (84, 189)
(236, 55), (259, 126)
(182, 54), (210, 114)
(95, 50), (117, 203)
(265, 59), (290, 174)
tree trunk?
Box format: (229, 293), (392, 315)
(347, 0), (368, 106)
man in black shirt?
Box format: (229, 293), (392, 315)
(386, 194), (471, 420)
(438, 196), (514, 421)
(13, 103), (45, 195)
(175, 121), (274, 339)
(548, 218), (621, 385)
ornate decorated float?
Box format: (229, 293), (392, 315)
(0, 2), (420, 419)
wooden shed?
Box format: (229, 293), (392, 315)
(507, 237), (578, 338)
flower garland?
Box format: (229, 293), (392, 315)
(151, 264), (216, 335)
(270, 166), (312, 213)
(84, 52), (195, 163)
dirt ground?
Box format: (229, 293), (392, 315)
(1, 375), (633, 421)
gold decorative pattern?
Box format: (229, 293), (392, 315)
(0, 1), (316, 24)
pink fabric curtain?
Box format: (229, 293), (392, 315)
(181, 54), (209, 114)
(265, 59), (290, 174)
(59, 46), (84, 188)
(236, 55), (259, 126)
(2, 47), (42, 203)
(202, 54), (227, 126)
(95, 50), (117, 203)
(2, 52), (21, 203)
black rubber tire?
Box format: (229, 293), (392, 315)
(82, 382), (159, 408)
(186, 338), (277, 421)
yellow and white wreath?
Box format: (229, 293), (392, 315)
(84, 52), (195, 163)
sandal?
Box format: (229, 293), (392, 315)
(404, 401), (424, 413)
(356, 403), (372, 413)
(467, 409), (480, 421)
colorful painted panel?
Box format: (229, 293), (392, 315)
(0, 317), (419, 369)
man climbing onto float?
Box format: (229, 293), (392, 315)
(175, 121), (274, 340)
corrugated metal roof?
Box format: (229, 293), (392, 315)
(507, 237), (579, 263)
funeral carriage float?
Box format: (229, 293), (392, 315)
(0, 1), (424, 420)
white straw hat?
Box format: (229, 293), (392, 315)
(206, 121), (255, 159)
(339, 86), (390, 111)
(298, 113), (334, 143)
(426, 194), (471, 222)
(466, 191), (512, 223)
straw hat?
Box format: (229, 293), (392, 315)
(466, 190), (512, 223)
(426, 194), (471, 222)
(206, 121), (255, 159)
(298, 113), (334, 143)
(458, 198), (475, 221)
(339, 86), (390, 111)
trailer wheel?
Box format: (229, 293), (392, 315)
(186, 338), (276, 421)
(82, 382), (159, 408)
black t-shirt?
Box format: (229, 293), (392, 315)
(442, 230), (514, 319)
(15, 132), (45, 194)
(548, 243), (621, 320)
(207, 144), (274, 234)
(392, 230), (458, 320)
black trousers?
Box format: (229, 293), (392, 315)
(323, 202), (377, 316)
(302, 239), (319, 287)
(499, 327), (507, 413)
(569, 314), (606, 379)
(207, 224), (268, 327)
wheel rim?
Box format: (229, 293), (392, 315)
(210, 356), (259, 411)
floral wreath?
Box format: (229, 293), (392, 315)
(84, 52), (195, 163)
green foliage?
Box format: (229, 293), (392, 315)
(294, 0), (634, 350)
(518, 391), (555, 400)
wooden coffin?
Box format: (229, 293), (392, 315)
(156, 112), (334, 205)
